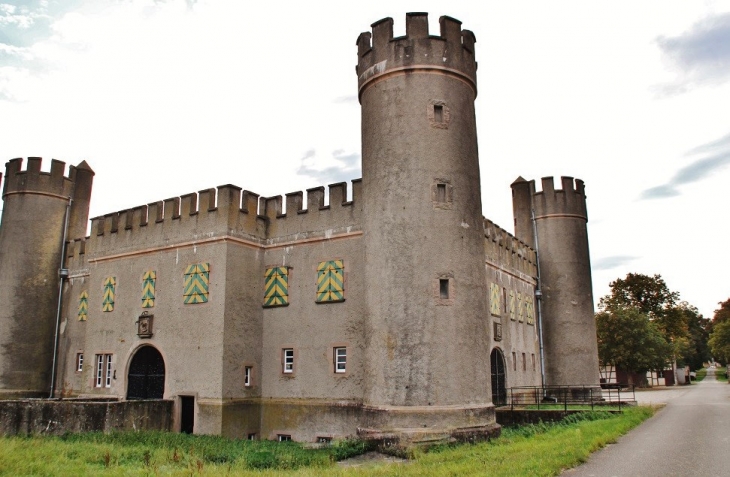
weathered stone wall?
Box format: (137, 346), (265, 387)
(0, 399), (172, 436)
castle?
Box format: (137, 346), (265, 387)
(0, 13), (600, 442)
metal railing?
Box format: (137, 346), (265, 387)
(503, 384), (636, 412)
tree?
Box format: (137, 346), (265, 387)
(599, 273), (679, 318)
(683, 305), (712, 369)
(596, 307), (673, 382)
(709, 320), (730, 365)
(709, 299), (730, 365)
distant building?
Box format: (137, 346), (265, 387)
(0, 13), (600, 442)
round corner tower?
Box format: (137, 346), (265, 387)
(511, 176), (600, 387)
(0, 157), (94, 397)
(357, 13), (497, 438)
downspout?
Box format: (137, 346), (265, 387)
(50, 197), (72, 398)
(531, 208), (546, 389)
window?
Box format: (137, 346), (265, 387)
(278, 434), (292, 442)
(316, 260), (344, 303)
(512, 352), (517, 372)
(247, 433), (257, 440)
(102, 277), (116, 312)
(334, 347), (346, 373)
(95, 354), (112, 388)
(434, 104), (444, 123)
(76, 353), (84, 372)
(436, 183), (446, 202)
(78, 291), (88, 321)
(522, 352), (526, 371)
(532, 353), (536, 371)
(489, 283), (501, 316)
(142, 270), (156, 308)
(439, 279), (449, 299)
(244, 366), (252, 386)
(283, 349), (294, 374)
(317, 436), (332, 444)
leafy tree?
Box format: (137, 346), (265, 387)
(683, 306), (712, 369)
(709, 320), (730, 365)
(599, 273), (679, 318)
(596, 307), (673, 382)
(709, 299), (730, 365)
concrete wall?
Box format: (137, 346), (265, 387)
(0, 399), (172, 436)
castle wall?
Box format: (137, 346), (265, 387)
(483, 219), (541, 389)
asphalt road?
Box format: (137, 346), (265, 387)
(564, 369), (730, 477)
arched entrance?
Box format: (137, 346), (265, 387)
(490, 348), (507, 406)
(127, 346), (165, 399)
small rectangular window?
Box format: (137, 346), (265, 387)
(244, 366), (252, 386)
(76, 353), (84, 372)
(436, 183), (446, 202)
(512, 352), (517, 372)
(532, 353), (536, 371)
(278, 434), (292, 442)
(334, 347), (347, 373)
(247, 433), (257, 440)
(317, 436), (332, 444)
(522, 352), (526, 371)
(434, 104), (443, 123)
(95, 354), (112, 388)
(283, 349), (294, 374)
(439, 279), (449, 299)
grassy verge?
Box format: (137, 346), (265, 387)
(716, 367), (728, 383)
(0, 407), (654, 477)
(694, 368), (707, 382)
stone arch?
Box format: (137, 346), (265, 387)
(127, 345), (166, 400)
(490, 347), (507, 406)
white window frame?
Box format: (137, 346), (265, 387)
(76, 353), (84, 372)
(283, 349), (294, 374)
(244, 366), (252, 386)
(278, 434), (291, 442)
(95, 354), (112, 388)
(334, 347), (347, 373)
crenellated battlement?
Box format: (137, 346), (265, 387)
(532, 176), (587, 221)
(356, 13), (477, 100)
(483, 217), (537, 279)
(65, 237), (88, 271)
(2, 157), (77, 199)
(85, 179), (362, 257)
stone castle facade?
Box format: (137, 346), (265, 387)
(0, 13), (600, 442)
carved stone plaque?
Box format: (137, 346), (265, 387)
(137, 312), (153, 339)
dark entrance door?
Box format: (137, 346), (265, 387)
(127, 346), (165, 399)
(490, 348), (507, 406)
(180, 396), (195, 434)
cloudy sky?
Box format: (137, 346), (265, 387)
(2, 0), (729, 318)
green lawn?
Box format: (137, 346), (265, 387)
(0, 407), (654, 477)
(694, 368), (707, 382)
(715, 367), (728, 383)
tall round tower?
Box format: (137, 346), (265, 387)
(511, 176), (600, 386)
(357, 13), (496, 439)
(0, 157), (93, 397)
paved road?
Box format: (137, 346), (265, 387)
(564, 369), (730, 477)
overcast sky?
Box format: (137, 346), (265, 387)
(2, 0), (729, 318)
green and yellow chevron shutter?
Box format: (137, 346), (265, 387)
(489, 283), (501, 316)
(102, 277), (116, 312)
(316, 260), (344, 303)
(264, 267), (289, 307)
(78, 291), (88, 321)
(184, 263), (209, 304)
(509, 290), (516, 321)
(142, 270), (156, 308)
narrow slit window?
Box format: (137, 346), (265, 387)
(512, 352), (517, 371)
(434, 104), (444, 122)
(244, 366), (252, 386)
(439, 279), (449, 299)
(76, 353), (84, 372)
(436, 183), (446, 202)
(522, 352), (526, 371)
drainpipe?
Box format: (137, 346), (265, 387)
(50, 198), (72, 398)
(531, 208), (546, 389)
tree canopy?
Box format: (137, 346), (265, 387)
(596, 273), (710, 372)
(709, 299), (730, 365)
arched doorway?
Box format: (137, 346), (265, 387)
(127, 346), (165, 399)
(490, 348), (507, 406)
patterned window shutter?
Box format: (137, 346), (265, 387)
(489, 283), (501, 316)
(526, 298), (534, 325)
(517, 292), (524, 322)
(142, 271), (156, 308)
(102, 277), (116, 312)
(264, 267), (289, 307)
(78, 291), (89, 321)
(184, 263), (209, 304)
(509, 290), (516, 321)
(316, 260), (344, 303)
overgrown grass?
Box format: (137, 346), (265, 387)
(694, 368), (707, 382)
(716, 366), (728, 383)
(0, 407), (654, 476)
